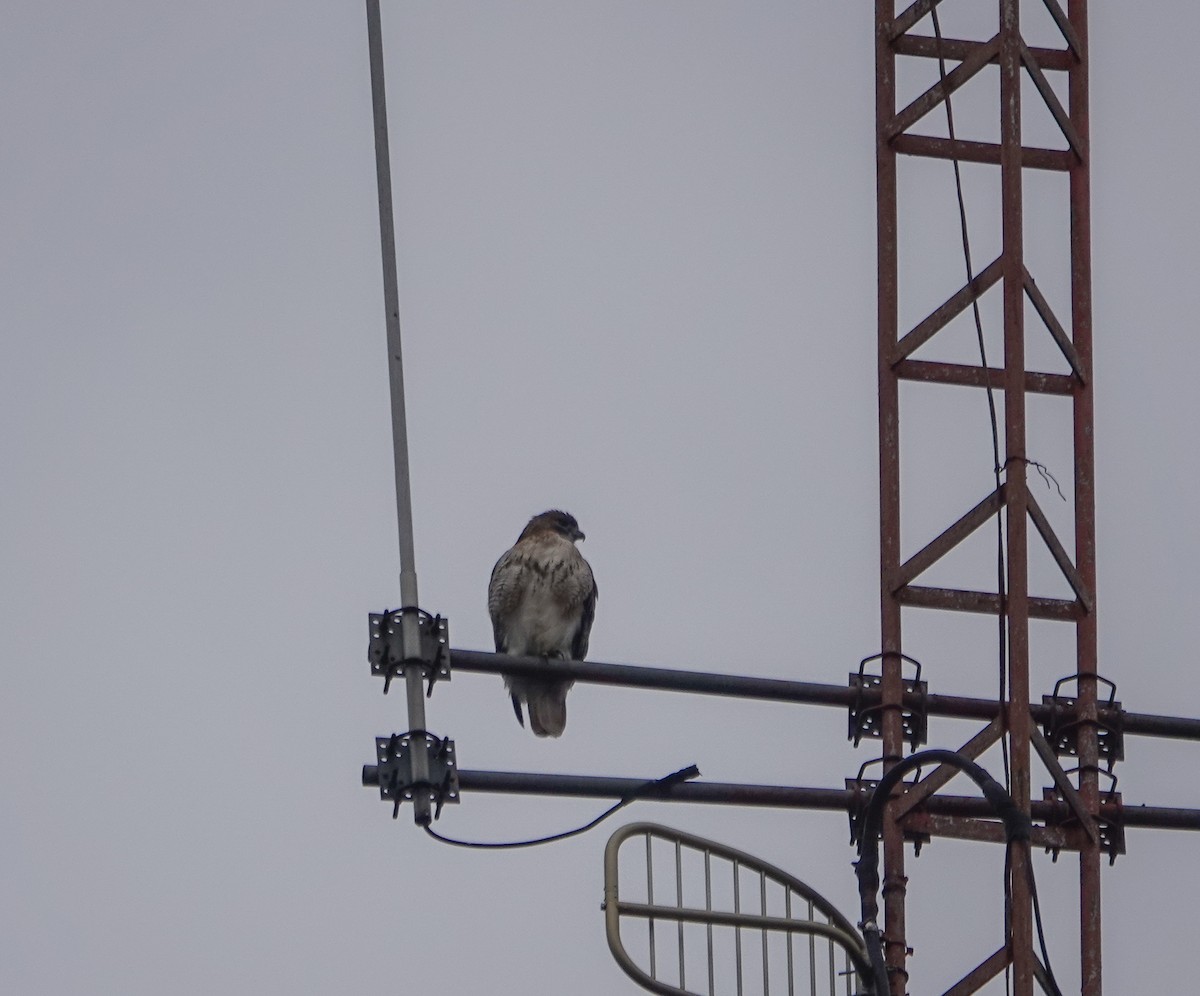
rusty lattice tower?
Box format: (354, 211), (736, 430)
(875, 0), (1100, 992)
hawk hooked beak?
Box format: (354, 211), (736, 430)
(574, 528), (586, 542)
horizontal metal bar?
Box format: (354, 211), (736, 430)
(616, 900), (858, 942)
(457, 770), (851, 810)
(891, 133), (1075, 171)
(450, 648), (852, 705)
(448, 649), (1200, 742)
(897, 585), (1082, 620)
(1122, 711), (1200, 740)
(447, 769), (1200, 832)
(893, 33), (1074, 71)
(613, 901), (874, 979)
(894, 358), (1076, 394)
(900, 810), (1070, 849)
(1122, 805), (1200, 830)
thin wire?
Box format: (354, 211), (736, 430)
(929, 7), (1010, 795)
(1021, 456), (1068, 502)
(930, 15), (1013, 994)
(423, 764), (700, 850)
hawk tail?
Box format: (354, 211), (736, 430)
(527, 683), (569, 738)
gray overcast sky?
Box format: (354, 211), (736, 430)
(4, 2), (1199, 993)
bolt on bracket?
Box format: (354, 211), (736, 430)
(368, 731), (461, 820)
(1041, 771), (1125, 865)
(849, 653), (928, 751)
(846, 773), (928, 853)
(1040, 673), (1124, 771)
(368, 608), (450, 694)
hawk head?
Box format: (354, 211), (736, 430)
(519, 509), (585, 544)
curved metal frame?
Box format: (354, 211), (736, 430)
(604, 822), (873, 995)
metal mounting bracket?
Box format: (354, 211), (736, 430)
(846, 774), (929, 853)
(1042, 771), (1125, 865)
(1040, 673), (1124, 771)
(368, 608), (450, 694)
(368, 731), (460, 820)
(849, 653), (928, 751)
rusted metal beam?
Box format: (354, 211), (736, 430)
(893, 717), (1005, 821)
(1044, 0), (1084, 57)
(886, 35), (999, 141)
(1033, 955), (1056, 995)
(1020, 40), (1085, 161)
(1023, 266), (1086, 381)
(891, 133), (1074, 171)
(893, 34), (1074, 72)
(877, 2), (908, 991)
(892, 487), (1005, 591)
(942, 946), (1010, 996)
(1026, 491), (1094, 613)
(901, 811), (1069, 850)
(894, 256), (1003, 362)
(889, 0), (947, 42)
(896, 585), (1080, 620)
(1031, 725), (1099, 844)
(1065, 2), (1101, 990)
(894, 359), (1075, 395)
(997, 1), (1036, 989)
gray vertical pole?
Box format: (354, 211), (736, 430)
(365, 0), (431, 826)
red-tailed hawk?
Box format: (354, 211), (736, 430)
(488, 510), (597, 737)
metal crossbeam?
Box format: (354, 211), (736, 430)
(445, 648), (1200, 741)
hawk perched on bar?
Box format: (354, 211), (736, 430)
(488, 510), (597, 737)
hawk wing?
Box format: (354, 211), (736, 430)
(487, 546), (525, 654)
(488, 547), (528, 727)
(570, 570), (597, 660)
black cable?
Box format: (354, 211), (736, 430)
(1026, 848), (1066, 996)
(929, 8), (1010, 795)
(1004, 841), (1014, 996)
(855, 750), (1031, 995)
(422, 764), (700, 850)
